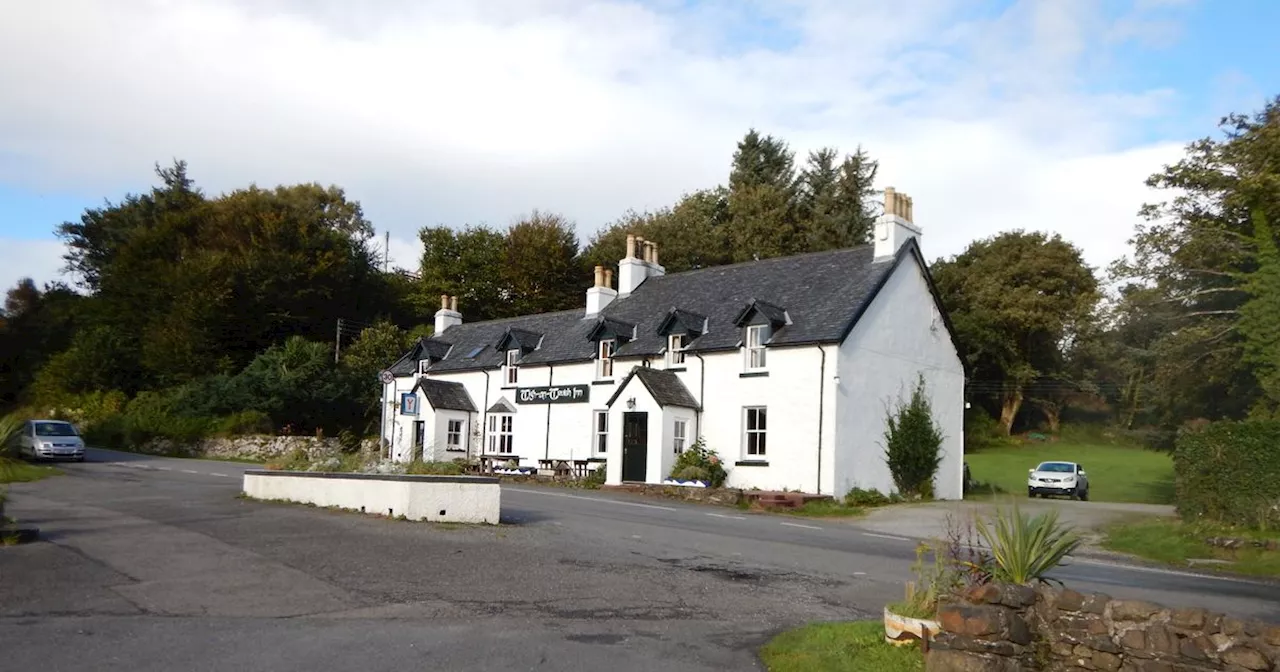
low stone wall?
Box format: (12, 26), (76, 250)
(137, 435), (379, 461)
(928, 584), (1280, 671)
(242, 470), (500, 524)
(601, 483), (744, 506)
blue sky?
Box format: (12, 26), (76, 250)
(0, 0), (1277, 291)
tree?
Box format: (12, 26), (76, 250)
(883, 375), (944, 497)
(934, 232), (1100, 435)
(413, 224), (507, 321)
(1239, 211), (1280, 417)
(1110, 97), (1280, 423)
(502, 211), (583, 317)
(0, 279), (86, 406)
(580, 188), (732, 274)
(798, 146), (879, 250)
(727, 129), (800, 261)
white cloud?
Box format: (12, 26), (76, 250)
(0, 0), (1198, 287)
(0, 239), (71, 293)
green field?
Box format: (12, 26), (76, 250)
(759, 620), (923, 672)
(965, 438), (1174, 505)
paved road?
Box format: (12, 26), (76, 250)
(2, 449), (1278, 672)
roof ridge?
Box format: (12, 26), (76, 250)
(440, 307), (583, 330)
(641, 244), (872, 281)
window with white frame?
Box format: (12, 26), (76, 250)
(487, 414), (513, 454)
(446, 419), (464, 450)
(597, 339), (615, 379)
(673, 419), (687, 454)
(743, 407), (767, 457)
(594, 411), (608, 454)
(504, 349), (520, 386)
(418, 359), (430, 375)
(744, 324), (769, 370)
(667, 333), (686, 366)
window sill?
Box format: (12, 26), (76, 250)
(592, 379), (615, 386)
(666, 366), (687, 372)
(444, 448), (466, 453)
(739, 371), (769, 378)
(735, 460), (769, 467)
(500, 385), (518, 390)
(588, 457), (607, 463)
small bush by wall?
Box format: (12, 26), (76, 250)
(884, 374), (944, 497)
(1174, 420), (1280, 529)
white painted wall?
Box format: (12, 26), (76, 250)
(243, 471), (501, 524)
(834, 254), (966, 500)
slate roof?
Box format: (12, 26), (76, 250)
(411, 378), (478, 412)
(607, 366), (700, 410)
(393, 240), (934, 374)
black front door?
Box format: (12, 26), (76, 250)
(621, 412), (648, 482)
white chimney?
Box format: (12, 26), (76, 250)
(873, 187), (922, 260)
(586, 265), (618, 317)
(434, 294), (462, 334)
(618, 234), (648, 296)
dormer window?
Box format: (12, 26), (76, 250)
(418, 359), (431, 375)
(745, 324), (770, 370)
(667, 333), (686, 366)
(504, 349), (520, 386)
(597, 339), (616, 379)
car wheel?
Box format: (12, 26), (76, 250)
(1079, 488), (1089, 502)
(1028, 488), (1035, 498)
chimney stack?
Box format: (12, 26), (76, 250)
(586, 264), (618, 317)
(874, 186), (922, 260)
(435, 294), (462, 334)
(619, 234), (665, 296)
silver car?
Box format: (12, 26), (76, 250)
(18, 420), (86, 461)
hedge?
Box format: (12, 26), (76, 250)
(1173, 420), (1280, 528)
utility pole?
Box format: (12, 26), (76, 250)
(384, 231), (390, 273)
(334, 318), (343, 363)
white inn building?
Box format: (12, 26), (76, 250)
(380, 188), (966, 498)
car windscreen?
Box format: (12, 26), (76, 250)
(34, 422), (78, 437)
(1035, 462), (1074, 473)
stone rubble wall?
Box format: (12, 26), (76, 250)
(601, 483), (745, 506)
(135, 435), (381, 462)
(927, 583), (1280, 672)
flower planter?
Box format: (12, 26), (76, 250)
(883, 605), (940, 646)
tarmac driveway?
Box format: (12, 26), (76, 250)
(852, 497), (1177, 549)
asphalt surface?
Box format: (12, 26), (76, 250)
(2, 449), (1278, 672)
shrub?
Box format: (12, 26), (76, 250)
(212, 410), (274, 437)
(844, 487), (903, 508)
(963, 410), (1007, 452)
(1174, 419), (1280, 529)
(668, 438), (727, 487)
(404, 460), (464, 476)
(975, 505), (1081, 585)
(581, 465), (606, 489)
(883, 375), (944, 497)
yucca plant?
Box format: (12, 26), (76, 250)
(0, 414), (24, 521)
(975, 504), (1081, 585)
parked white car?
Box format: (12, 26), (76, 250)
(1027, 461), (1089, 500)
(17, 420), (86, 462)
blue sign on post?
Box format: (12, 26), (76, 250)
(400, 392), (419, 415)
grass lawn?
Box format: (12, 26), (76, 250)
(1103, 518), (1280, 577)
(759, 620), (923, 672)
(0, 461), (61, 484)
(965, 439), (1174, 505)
(781, 500), (866, 518)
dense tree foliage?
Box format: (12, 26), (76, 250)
(933, 232), (1100, 435)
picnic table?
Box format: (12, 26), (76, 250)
(537, 459), (591, 478)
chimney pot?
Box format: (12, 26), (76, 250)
(651, 242), (660, 266)
(604, 268), (613, 288)
(440, 294), (449, 310)
(449, 296), (458, 312)
(593, 265), (605, 288)
(625, 234), (637, 259)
